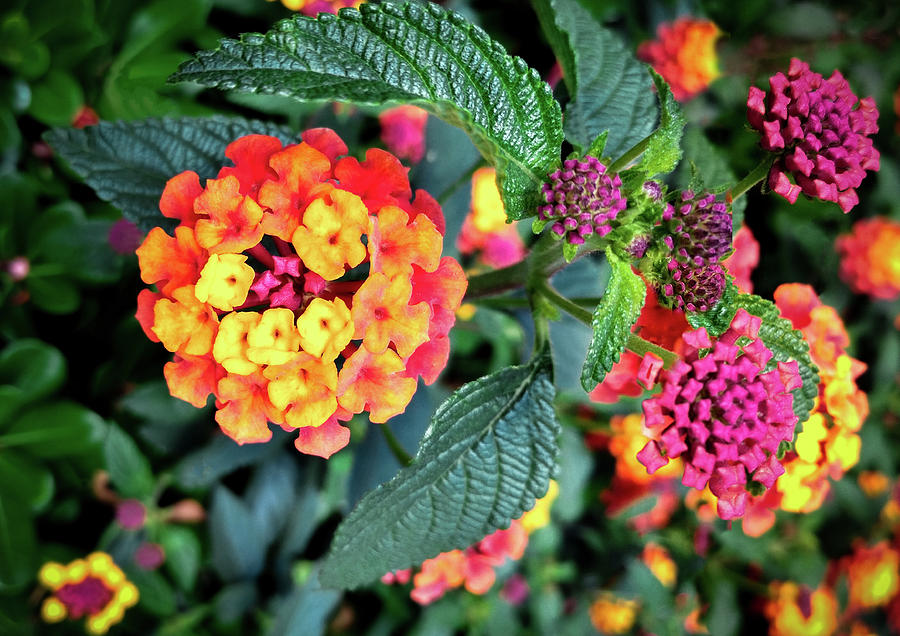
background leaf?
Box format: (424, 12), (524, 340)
(319, 349), (559, 589)
(3, 401), (105, 459)
(103, 423), (155, 499)
(45, 116), (296, 231)
(209, 486), (267, 582)
(170, 1), (563, 219)
(541, 0), (656, 159)
(580, 253), (646, 391)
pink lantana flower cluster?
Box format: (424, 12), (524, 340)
(747, 58), (880, 212)
(637, 309), (802, 520)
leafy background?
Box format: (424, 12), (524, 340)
(1, 0), (899, 634)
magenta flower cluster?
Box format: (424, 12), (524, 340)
(658, 190), (731, 312)
(636, 309), (802, 520)
(747, 57), (880, 213)
(539, 156), (627, 245)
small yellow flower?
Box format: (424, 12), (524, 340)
(194, 253), (255, 311)
(589, 593), (639, 634)
(38, 552), (139, 634)
(520, 480), (559, 534)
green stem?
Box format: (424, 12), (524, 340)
(608, 135), (651, 173)
(380, 422), (412, 467)
(464, 232), (607, 301)
(728, 157), (773, 202)
(625, 333), (679, 369)
(535, 280), (679, 368)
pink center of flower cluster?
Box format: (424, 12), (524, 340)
(637, 309), (802, 520)
(747, 58), (880, 212)
(55, 577), (114, 618)
(663, 261), (726, 313)
(539, 156), (626, 245)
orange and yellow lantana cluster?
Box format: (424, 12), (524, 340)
(740, 284), (868, 534)
(457, 167), (526, 269)
(764, 582), (839, 636)
(637, 17), (722, 101)
(382, 481), (558, 604)
(136, 131), (466, 458)
(836, 216), (900, 300)
(39, 552), (139, 634)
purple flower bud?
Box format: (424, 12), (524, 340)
(540, 156), (626, 245)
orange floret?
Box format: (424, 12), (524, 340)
(589, 593), (639, 634)
(163, 353), (220, 408)
(845, 540), (900, 609)
(264, 352), (338, 429)
(836, 217), (900, 300)
(369, 205), (442, 278)
(136, 226), (207, 297)
(351, 272), (430, 358)
(212, 311), (261, 375)
(193, 253), (255, 312)
(151, 285), (218, 356)
(246, 307), (302, 366)
(193, 176), (266, 253)
(294, 414), (351, 458)
(258, 141), (334, 240)
(214, 371), (282, 444)
(334, 148), (412, 212)
(637, 17), (721, 101)
(295, 297), (354, 360)
(159, 171), (203, 228)
(218, 134), (282, 195)
(337, 348), (418, 422)
(764, 582), (838, 636)
(291, 187), (369, 280)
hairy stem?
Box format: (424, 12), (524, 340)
(729, 157), (773, 202)
(380, 422), (413, 467)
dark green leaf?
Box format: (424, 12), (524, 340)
(170, 2), (563, 219)
(214, 582), (257, 624)
(580, 252), (646, 391)
(530, 0), (576, 94)
(0, 453), (54, 512)
(25, 69), (82, 127)
(128, 568), (176, 616)
(676, 126), (747, 221)
(245, 453), (299, 548)
(103, 424), (155, 499)
(175, 432), (282, 490)
(637, 70), (685, 178)
(45, 116), (297, 231)
(209, 486), (266, 582)
(160, 526), (201, 592)
(545, 0), (656, 159)
(0, 339), (65, 414)
(2, 401), (105, 458)
(267, 570), (341, 636)
(0, 495), (37, 588)
(320, 348), (559, 589)
(26, 275), (80, 314)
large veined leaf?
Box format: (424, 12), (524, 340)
(688, 291), (819, 425)
(580, 252), (646, 391)
(169, 1), (563, 219)
(535, 0), (656, 159)
(319, 348), (559, 589)
(45, 117), (296, 230)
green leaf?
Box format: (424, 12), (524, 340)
(2, 401), (105, 458)
(688, 290), (819, 425)
(175, 433), (280, 490)
(0, 453), (54, 512)
(128, 568), (177, 616)
(170, 2), (563, 220)
(26, 276), (80, 314)
(530, 0), (576, 94)
(0, 339), (65, 416)
(543, 0), (656, 159)
(584, 130), (609, 160)
(209, 486), (267, 582)
(159, 526), (201, 592)
(26, 69), (83, 127)
(267, 570), (341, 636)
(636, 69), (685, 178)
(580, 252), (646, 391)
(0, 494), (37, 588)
(319, 348), (559, 589)
(103, 424), (155, 499)
(675, 126), (747, 221)
(45, 116), (296, 231)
